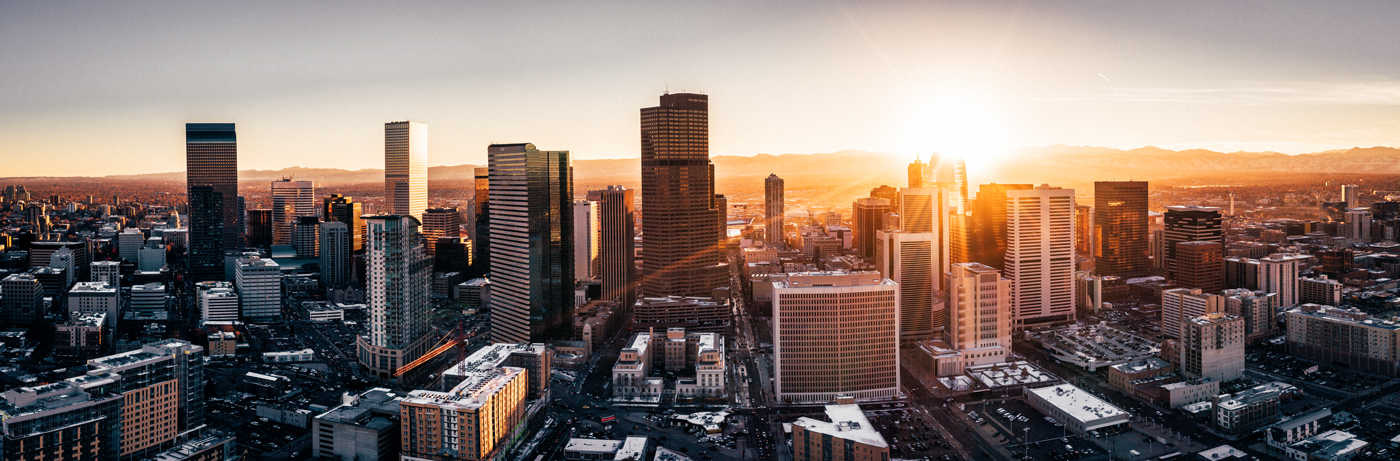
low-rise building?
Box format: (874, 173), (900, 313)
(657, 328), (726, 400)
(53, 312), (107, 359)
(1214, 382), (1294, 435)
(263, 348), (315, 363)
(400, 366), (528, 461)
(790, 405), (888, 461)
(1107, 358), (1172, 394)
(1286, 430), (1367, 461)
(1026, 384), (1130, 435)
(207, 331), (237, 357)
(632, 296), (730, 333)
(146, 431), (238, 461)
(313, 388), (403, 461)
(613, 333), (660, 399)
(565, 438), (622, 461)
(441, 342), (553, 401)
(1268, 408), (1332, 452)
(1286, 304), (1400, 376)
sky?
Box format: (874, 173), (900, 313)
(5, 1), (1400, 177)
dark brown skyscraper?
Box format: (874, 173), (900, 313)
(765, 174), (784, 247)
(640, 92), (727, 298)
(1173, 241), (1224, 293)
(472, 166), (491, 278)
(1094, 181), (1150, 278)
(588, 186), (636, 310)
(853, 197), (891, 259)
(246, 209), (273, 249)
(1164, 206), (1223, 280)
(187, 123), (237, 281)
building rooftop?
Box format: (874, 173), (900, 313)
(1028, 384), (1127, 423)
(773, 270), (892, 289)
(1109, 358), (1172, 374)
(616, 436), (648, 461)
(316, 388), (402, 430)
(68, 282), (116, 294)
(405, 366), (525, 411)
(442, 342), (548, 380)
(565, 438), (622, 454)
(790, 404), (887, 448)
(1289, 430), (1367, 460)
(1196, 445), (1246, 460)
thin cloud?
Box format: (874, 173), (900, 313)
(1033, 81), (1400, 106)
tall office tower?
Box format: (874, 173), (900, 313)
(1174, 241), (1224, 293)
(322, 194), (364, 251)
(1074, 204), (1093, 256)
(946, 157), (970, 213)
(358, 215), (433, 379)
(293, 216), (320, 259)
(87, 339), (205, 459)
(573, 201), (599, 280)
(1342, 184), (1359, 209)
(773, 271), (899, 403)
(422, 207), (462, 257)
(320, 221), (352, 288)
(1346, 208), (1373, 242)
(640, 92), (727, 298)
(246, 208), (273, 248)
(901, 187), (951, 279)
(1299, 276), (1343, 306)
(186, 123), (238, 251)
(235, 256), (281, 322)
(435, 237), (473, 274)
(874, 230), (939, 339)
(384, 121), (428, 222)
(118, 227), (144, 261)
(1151, 228), (1167, 271)
(271, 179), (315, 245)
(1, 273), (42, 326)
(187, 185), (226, 282)
(1260, 253), (1304, 308)
(1161, 288), (1223, 339)
(765, 174), (785, 246)
(197, 281), (240, 322)
(954, 184), (1034, 271)
(1179, 312), (1245, 382)
(1163, 206), (1223, 281)
(91, 260), (120, 287)
(588, 186), (637, 310)
(1094, 181), (1150, 277)
(870, 185), (899, 210)
(234, 195), (246, 246)
(472, 166), (491, 278)
(947, 263), (1013, 367)
(907, 158), (926, 188)
(488, 143), (574, 343)
(1006, 185), (1077, 329)
(853, 197), (892, 259)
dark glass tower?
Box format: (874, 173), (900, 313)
(471, 167), (491, 279)
(187, 185), (225, 282)
(640, 93), (727, 298)
(322, 194), (364, 251)
(764, 174), (784, 247)
(487, 143), (574, 343)
(1094, 181), (1150, 278)
(1164, 206), (1223, 281)
(949, 183), (1033, 270)
(185, 123), (238, 251)
(853, 197), (891, 259)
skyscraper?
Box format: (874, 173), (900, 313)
(908, 158), (926, 188)
(187, 185), (225, 282)
(1342, 184), (1359, 209)
(947, 263), (1013, 367)
(1174, 241), (1224, 293)
(186, 123), (239, 250)
(293, 216), (320, 259)
(765, 174), (785, 247)
(874, 230), (939, 339)
(487, 143), (574, 343)
(271, 179), (315, 245)
(472, 166), (491, 278)
(384, 121), (428, 221)
(900, 187), (951, 277)
(1180, 312), (1245, 382)
(422, 207), (462, 257)
(323, 194), (364, 251)
(640, 92), (727, 298)
(951, 183), (1033, 271)
(1006, 185), (1076, 329)
(852, 197), (891, 259)
(357, 215), (433, 379)
(320, 221), (351, 288)
(573, 201), (599, 281)
(588, 186), (637, 310)
(1164, 206), (1223, 281)
(235, 256), (280, 322)
(246, 208), (273, 249)
(1094, 181), (1150, 278)
(772, 271), (899, 403)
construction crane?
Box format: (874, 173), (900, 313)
(392, 322), (477, 378)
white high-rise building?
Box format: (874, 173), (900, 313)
(118, 228), (144, 261)
(90, 261), (120, 288)
(1006, 185), (1077, 329)
(574, 200), (599, 281)
(235, 256), (281, 322)
(384, 121), (428, 222)
(271, 179), (316, 245)
(357, 215), (433, 380)
(1161, 288), (1222, 339)
(67, 281), (118, 322)
(319, 221), (352, 288)
(874, 230), (941, 339)
(1180, 312), (1245, 382)
(898, 187), (950, 274)
(130, 282), (167, 315)
(1260, 253), (1306, 309)
(773, 271), (899, 403)
(1346, 208), (1373, 242)
(1342, 184), (1359, 209)
(948, 263), (1013, 368)
(197, 281), (240, 322)
(48, 247), (76, 290)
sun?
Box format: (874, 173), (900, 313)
(899, 91), (1011, 181)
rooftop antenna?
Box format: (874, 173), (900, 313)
(664, 83), (669, 95)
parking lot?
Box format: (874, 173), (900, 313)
(1247, 350), (1390, 395)
(859, 406), (961, 460)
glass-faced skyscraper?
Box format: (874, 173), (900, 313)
(588, 186), (636, 311)
(1094, 181), (1150, 278)
(271, 179), (315, 245)
(187, 185), (225, 282)
(186, 123), (238, 280)
(640, 92), (727, 298)
(487, 143), (575, 343)
(765, 174), (785, 247)
(384, 121), (427, 222)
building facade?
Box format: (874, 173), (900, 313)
(1180, 312), (1245, 382)
(773, 271), (899, 403)
(587, 186), (636, 310)
(947, 263), (1013, 368)
(1094, 181), (1150, 278)
(358, 216), (434, 380)
(487, 143), (575, 343)
(385, 121), (428, 221)
(765, 174), (785, 246)
(270, 179), (315, 246)
(1006, 185), (1076, 329)
(639, 93), (727, 298)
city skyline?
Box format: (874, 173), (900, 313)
(10, 2), (1400, 179)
